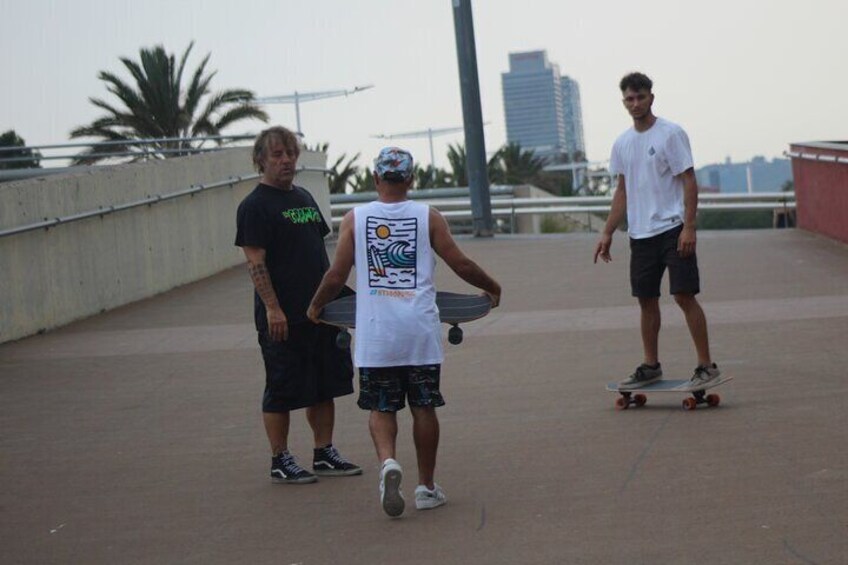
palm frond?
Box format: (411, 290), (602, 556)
(71, 42), (264, 162)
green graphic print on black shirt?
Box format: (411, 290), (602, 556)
(235, 183), (330, 328)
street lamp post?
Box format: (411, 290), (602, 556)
(452, 0), (493, 237)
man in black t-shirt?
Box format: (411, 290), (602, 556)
(235, 126), (360, 484)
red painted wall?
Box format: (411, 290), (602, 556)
(790, 142), (848, 244)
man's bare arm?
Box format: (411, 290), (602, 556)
(242, 246), (288, 341)
(594, 175), (627, 263)
(678, 167), (698, 257)
(308, 211), (356, 322)
(429, 208), (501, 307)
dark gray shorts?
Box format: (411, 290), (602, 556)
(357, 365), (445, 412)
(629, 224), (700, 297)
(258, 322), (354, 413)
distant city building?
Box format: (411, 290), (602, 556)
(560, 76), (585, 159)
(696, 156), (792, 193)
(501, 50), (585, 162)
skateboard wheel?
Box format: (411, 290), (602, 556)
(706, 393), (720, 407)
(335, 330), (351, 349)
(682, 397), (697, 411)
(448, 325), (463, 345)
(615, 397), (629, 410)
(634, 394), (647, 407)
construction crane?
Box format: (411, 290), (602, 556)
(256, 84), (374, 136)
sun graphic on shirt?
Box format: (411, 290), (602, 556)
(375, 224), (391, 239)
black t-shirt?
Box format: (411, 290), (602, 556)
(235, 183), (330, 327)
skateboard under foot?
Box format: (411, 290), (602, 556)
(605, 375), (733, 411)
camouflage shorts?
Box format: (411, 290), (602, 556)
(357, 365), (445, 412)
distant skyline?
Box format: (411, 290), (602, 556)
(2, 0), (846, 172)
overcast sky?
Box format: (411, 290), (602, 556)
(2, 0), (845, 171)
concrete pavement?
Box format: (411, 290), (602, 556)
(2, 229), (847, 564)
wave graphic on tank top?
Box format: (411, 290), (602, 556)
(366, 216), (417, 289)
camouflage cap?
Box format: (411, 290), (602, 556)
(374, 146), (414, 181)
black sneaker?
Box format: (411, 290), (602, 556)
(618, 363), (663, 390)
(271, 451), (317, 484)
(313, 444), (362, 476)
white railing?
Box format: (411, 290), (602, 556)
(330, 191), (796, 228)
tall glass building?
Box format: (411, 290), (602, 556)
(561, 75), (585, 159)
(501, 50), (585, 162)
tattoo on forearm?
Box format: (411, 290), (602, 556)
(248, 262), (281, 309)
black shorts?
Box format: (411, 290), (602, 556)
(258, 322), (354, 412)
(357, 365), (445, 413)
(629, 224), (700, 298)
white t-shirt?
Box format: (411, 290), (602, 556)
(352, 200), (443, 368)
(609, 117), (694, 239)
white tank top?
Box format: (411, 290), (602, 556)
(353, 200), (443, 367)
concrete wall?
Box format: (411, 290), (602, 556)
(789, 142), (848, 244)
(512, 185), (597, 234)
(0, 147), (328, 343)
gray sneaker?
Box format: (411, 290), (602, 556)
(618, 363), (663, 390)
(690, 363), (721, 389)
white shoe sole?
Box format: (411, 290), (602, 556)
(416, 497), (447, 510)
(381, 468), (405, 517)
(271, 474), (317, 484)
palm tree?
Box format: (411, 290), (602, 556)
(494, 142), (546, 185)
(70, 42), (268, 164)
(351, 169), (376, 193)
(446, 143), (468, 187)
(0, 130), (41, 170)
(328, 152), (360, 194)
(414, 164), (452, 189)
(446, 142), (503, 187)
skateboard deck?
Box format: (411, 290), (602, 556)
(605, 375), (733, 411)
(320, 291), (492, 347)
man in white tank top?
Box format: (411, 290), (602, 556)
(594, 72), (720, 391)
(309, 147), (501, 518)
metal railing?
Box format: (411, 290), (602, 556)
(0, 135), (258, 183)
(0, 134), (256, 165)
(784, 150), (848, 164)
(0, 166), (328, 239)
(0, 174), (251, 239)
(330, 190), (796, 229)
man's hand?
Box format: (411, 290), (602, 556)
(484, 288), (501, 309)
(594, 233), (613, 263)
(677, 225), (697, 257)
(306, 303), (321, 324)
(266, 307), (288, 342)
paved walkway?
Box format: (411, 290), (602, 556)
(2, 229), (847, 564)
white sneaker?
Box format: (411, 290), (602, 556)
(415, 483), (447, 510)
(379, 459), (404, 517)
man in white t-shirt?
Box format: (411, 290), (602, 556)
(594, 72), (720, 390)
(308, 147), (501, 518)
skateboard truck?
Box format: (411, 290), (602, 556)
(615, 389), (721, 411)
(447, 324), (463, 345)
(335, 330), (352, 349)
(336, 324), (462, 348)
